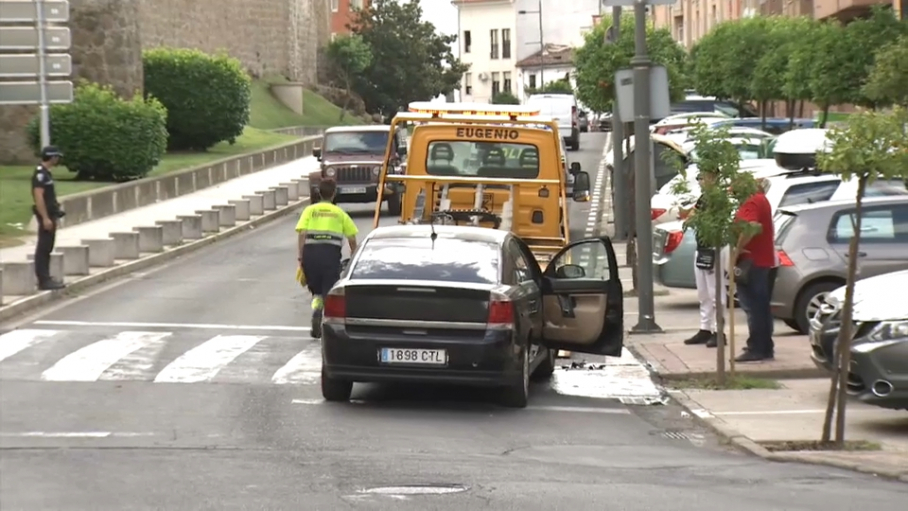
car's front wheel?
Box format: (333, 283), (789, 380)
(500, 345), (530, 408)
(321, 367), (353, 402)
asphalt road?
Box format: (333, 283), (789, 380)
(2, 132), (907, 509)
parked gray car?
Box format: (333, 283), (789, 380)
(772, 196), (908, 334)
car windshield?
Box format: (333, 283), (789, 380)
(351, 238), (500, 284)
(426, 140), (540, 179)
(324, 131), (389, 153)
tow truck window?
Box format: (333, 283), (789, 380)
(351, 238), (500, 284)
(425, 140), (541, 179)
(324, 132), (389, 153)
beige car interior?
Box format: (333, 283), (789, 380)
(542, 294), (608, 345)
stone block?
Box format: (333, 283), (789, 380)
(243, 194), (264, 215)
(292, 179), (308, 198)
(196, 210), (221, 233)
(271, 185), (289, 206)
(281, 182), (299, 200)
(228, 199), (251, 221)
(111, 232), (141, 260)
(155, 219), (184, 245)
(258, 189), (276, 210)
(0, 262), (36, 295)
(24, 253), (63, 280)
(213, 204), (236, 226)
(133, 226), (164, 253)
(58, 245), (90, 275)
(178, 215), (203, 240)
(82, 239), (116, 267)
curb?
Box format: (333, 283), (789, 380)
(656, 367), (828, 381)
(667, 388), (908, 483)
(0, 197), (310, 323)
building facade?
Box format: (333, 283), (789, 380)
(330, 0), (370, 38)
(452, 0), (520, 103)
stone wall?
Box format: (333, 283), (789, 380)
(0, 0), (327, 163)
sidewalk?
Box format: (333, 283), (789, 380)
(674, 378), (908, 481)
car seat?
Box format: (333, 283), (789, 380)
(427, 143), (458, 176)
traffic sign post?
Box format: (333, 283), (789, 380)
(0, 0), (72, 148)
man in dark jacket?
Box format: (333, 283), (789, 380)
(32, 146), (65, 290)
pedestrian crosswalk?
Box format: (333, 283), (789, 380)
(0, 328), (323, 385)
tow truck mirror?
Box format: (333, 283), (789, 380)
(569, 162), (581, 175)
(312, 147), (321, 160)
(572, 171), (591, 202)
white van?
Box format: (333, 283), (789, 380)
(526, 93), (580, 151)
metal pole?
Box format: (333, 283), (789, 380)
(538, 0), (544, 89)
(631, 0), (661, 333)
(35, 0), (52, 148)
(610, 6), (627, 241)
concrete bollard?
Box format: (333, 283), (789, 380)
(178, 215), (203, 240)
(228, 199), (251, 221)
(1, 262), (37, 295)
(0, 268), (3, 305)
(82, 239), (116, 267)
(270, 186), (289, 206)
(258, 190), (276, 211)
(111, 232), (141, 260)
(292, 179), (308, 198)
(281, 182), (299, 200)
(243, 195), (264, 215)
(25, 253), (64, 281)
(196, 210), (221, 233)
(156, 219), (184, 246)
(133, 226), (164, 253)
(213, 204), (236, 227)
(58, 245), (90, 275)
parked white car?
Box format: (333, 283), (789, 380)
(651, 112), (731, 135)
(665, 126), (773, 146)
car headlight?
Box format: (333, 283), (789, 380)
(372, 166), (381, 176)
(325, 168), (336, 177)
(853, 320), (908, 353)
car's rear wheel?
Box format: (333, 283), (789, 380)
(793, 281), (843, 334)
(321, 367), (353, 402)
(531, 348), (556, 381)
(500, 346), (530, 408)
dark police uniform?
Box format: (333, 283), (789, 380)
(32, 147), (64, 287)
(295, 201), (358, 299)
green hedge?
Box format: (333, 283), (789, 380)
(143, 47), (251, 151)
(28, 82), (168, 181)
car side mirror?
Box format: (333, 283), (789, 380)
(569, 162), (581, 175)
(312, 147), (321, 160)
(572, 171), (591, 202)
(555, 264), (585, 279)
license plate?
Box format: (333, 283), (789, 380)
(340, 186), (367, 194)
(380, 348), (447, 365)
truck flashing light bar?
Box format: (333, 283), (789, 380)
(408, 102), (541, 119)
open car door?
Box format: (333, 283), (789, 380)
(537, 237), (624, 356)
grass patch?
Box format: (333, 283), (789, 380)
(249, 78), (365, 129)
(669, 375), (782, 390)
(0, 127), (295, 243)
(761, 440), (881, 452)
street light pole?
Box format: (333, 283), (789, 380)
(537, 0), (544, 89)
(610, 6), (626, 240)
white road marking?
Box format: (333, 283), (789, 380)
(100, 335), (170, 381)
(34, 320), (310, 332)
(712, 409), (829, 416)
(41, 331), (171, 382)
(154, 335), (265, 383)
(0, 431), (156, 438)
(272, 345), (322, 384)
(0, 329), (60, 363)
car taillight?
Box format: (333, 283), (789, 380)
(664, 231), (684, 254)
(651, 208), (666, 220)
(777, 249), (794, 267)
(324, 294), (346, 318)
(487, 299), (514, 327)
(679, 208), (692, 219)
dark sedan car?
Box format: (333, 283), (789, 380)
(319, 224), (625, 408)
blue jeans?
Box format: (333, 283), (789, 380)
(737, 265), (774, 356)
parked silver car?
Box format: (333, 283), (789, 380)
(772, 196), (908, 334)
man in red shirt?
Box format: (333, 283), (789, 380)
(734, 183), (775, 362)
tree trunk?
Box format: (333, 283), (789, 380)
(798, 100), (805, 118)
(727, 247), (737, 377)
(715, 248), (726, 385)
(820, 104), (830, 128)
(787, 99), (796, 128)
(760, 100), (767, 131)
(833, 176), (868, 446)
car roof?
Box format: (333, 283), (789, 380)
(324, 125), (391, 134)
(777, 196), (908, 214)
(365, 224), (510, 245)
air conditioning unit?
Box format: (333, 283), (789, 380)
(478, 72), (490, 81)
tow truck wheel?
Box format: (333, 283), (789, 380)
(321, 368), (353, 402)
(386, 193), (402, 215)
(500, 345), (530, 408)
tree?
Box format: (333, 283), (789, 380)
(574, 12), (687, 115)
(325, 34), (373, 120)
(841, 7), (908, 109)
(492, 91), (520, 104)
(782, 17), (823, 122)
(805, 21), (853, 127)
(348, 0), (469, 117)
(863, 34), (908, 107)
(750, 17), (812, 127)
(691, 18), (772, 107)
(815, 107), (908, 447)
(667, 123), (760, 384)
(525, 78), (574, 96)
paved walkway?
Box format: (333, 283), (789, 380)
(0, 157), (318, 264)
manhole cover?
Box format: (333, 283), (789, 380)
(359, 484), (469, 496)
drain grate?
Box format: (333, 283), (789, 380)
(660, 431), (692, 440)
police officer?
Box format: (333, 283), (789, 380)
(32, 146), (65, 290)
(296, 179), (358, 338)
